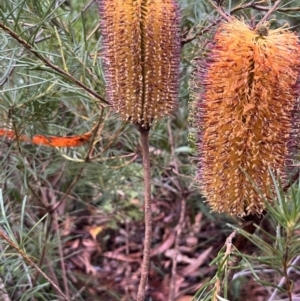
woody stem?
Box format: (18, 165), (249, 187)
(137, 126), (152, 301)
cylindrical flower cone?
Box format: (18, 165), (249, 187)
(191, 19), (300, 216)
(97, 0), (181, 128)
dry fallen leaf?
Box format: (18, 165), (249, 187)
(151, 232), (176, 257)
(102, 251), (141, 263)
(165, 249), (195, 264)
(181, 247), (212, 275)
(85, 225), (103, 240)
(192, 212), (203, 233)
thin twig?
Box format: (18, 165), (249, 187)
(0, 48), (25, 87)
(10, 119), (51, 210)
(181, 17), (221, 46)
(70, 0), (96, 23)
(168, 196), (186, 301)
(0, 228), (69, 301)
(70, 286), (86, 300)
(226, 214), (264, 285)
(44, 257), (61, 296)
(9, 120), (62, 294)
(0, 22), (108, 106)
(268, 255), (300, 301)
(182, 0), (296, 46)
(137, 126), (152, 301)
(224, 231), (236, 256)
(233, 268), (275, 280)
(258, 0), (282, 24)
(252, 5), (300, 12)
(207, 0), (232, 21)
(216, 231), (236, 300)
(52, 211), (70, 299)
(167, 119), (186, 301)
(30, 119), (105, 292)
(51, 116), (104, 213)
(32, 217), (53, 290)
(282, 229), (294, 301)
(90, 122), (127, 160)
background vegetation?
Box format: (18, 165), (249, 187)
(0, 0), (300, 300)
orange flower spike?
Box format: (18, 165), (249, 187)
(192, 19), (300, 216)
(97, 0), (181, 128)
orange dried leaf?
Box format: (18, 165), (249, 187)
(0, 128), (92, 147)
(31, 132), (92, 147)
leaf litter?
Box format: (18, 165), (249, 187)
(59, 198), (227, 300)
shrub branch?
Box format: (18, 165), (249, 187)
(0, 21), (108, 106)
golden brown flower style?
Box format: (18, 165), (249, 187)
(192, 19), (300, 216)
(97, 0), (181, 128)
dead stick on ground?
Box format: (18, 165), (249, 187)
(137, 126), (152, 301)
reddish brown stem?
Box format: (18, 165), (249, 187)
(137, 127), (152, 301)
(259, 0), (282, 24)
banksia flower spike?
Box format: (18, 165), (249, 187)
(97, 2), (181, 300)
(191, 18), (300, 217)
(97, 0), (181, 128)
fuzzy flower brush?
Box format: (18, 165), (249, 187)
(192, 19), (300, 217)
(98, 0), (181, 128)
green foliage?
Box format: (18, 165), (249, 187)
(1, 0), (300, 300)
(0, 0), (199, 299)
(193, 176), (300, 301)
